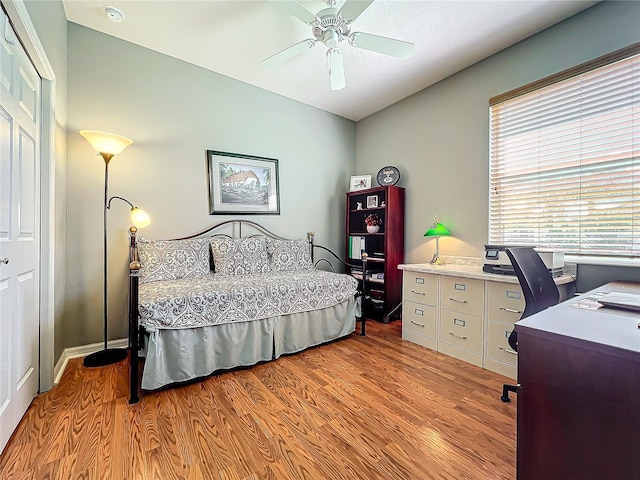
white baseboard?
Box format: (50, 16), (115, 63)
(53, 338), (128, 385)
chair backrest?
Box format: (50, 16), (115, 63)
(505, 247), (560, 319)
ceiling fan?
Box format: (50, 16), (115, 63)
(261, 0), (415, 91)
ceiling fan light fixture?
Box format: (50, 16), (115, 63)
(323, 29), (340, 48)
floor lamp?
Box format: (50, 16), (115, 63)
(79, 130), (151, 368)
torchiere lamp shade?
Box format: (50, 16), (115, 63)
(79, 130), (133, 157)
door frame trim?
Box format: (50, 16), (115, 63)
(3, 0), (57, 391)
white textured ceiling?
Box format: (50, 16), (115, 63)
(61, 0), (597, 121)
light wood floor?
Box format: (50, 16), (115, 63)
(0, 321), (517, 480)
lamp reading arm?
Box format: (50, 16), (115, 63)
(107, 195), (135, 209)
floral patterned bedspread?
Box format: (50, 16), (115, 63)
(138, 269), (359, 329)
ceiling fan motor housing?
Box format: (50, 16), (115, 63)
(313, 8), (351, 47)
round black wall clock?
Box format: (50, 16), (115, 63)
(376, 166), (400, 186)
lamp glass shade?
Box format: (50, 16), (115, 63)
(130, 208), (151, 228)
(424, 223), (451, 237)
(80, 130), (133, 156)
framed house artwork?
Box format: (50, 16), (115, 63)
(206, 150), (280, 214)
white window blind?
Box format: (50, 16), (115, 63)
(489, 47), (640, 257)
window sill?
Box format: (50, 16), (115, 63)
(564, 255), (640, 268)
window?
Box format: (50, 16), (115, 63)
(489, 44), (640, 257)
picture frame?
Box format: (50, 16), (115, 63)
(206, 150), (280, 215)
(350, 174), (372, 191)
(366, 195), (378, 208)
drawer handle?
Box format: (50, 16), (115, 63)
(449, 331), (467, 340)
(499, 346), (518, 355)
(449, 297), (468, 304)
(411, 290), (426, 296)
(499, 307), (523, 314)
(410, 320), (425, 328)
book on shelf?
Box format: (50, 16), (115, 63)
(369, 289), (384, 299)
(366, 297), (385, 312)
(348, 236), (365, 260)
(367, 257), (385, 263)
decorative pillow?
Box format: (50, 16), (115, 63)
(137, 237), (211, 284)
(266, 239), (313, 272)
(210, 236), (271, 276)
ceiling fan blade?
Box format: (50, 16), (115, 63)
(338, 0), (373, 22)
(260, 39), (316, 66)
(269, 0), (317, 24)
(333, 0), (348, 10)
(349, 32), (415, 59)
(327, 48), (345, 91)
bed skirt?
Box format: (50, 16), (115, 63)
(141, 297), (356, 390)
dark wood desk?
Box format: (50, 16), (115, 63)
(514, 281), (640, 480)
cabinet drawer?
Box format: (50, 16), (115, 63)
(403, 301), (436, 339)
(487, 282), (525, 324)
(440, 277), (483, 316)
(439, 310), (482, 354)
(403, 271), (438, 306)
(486, 320), (518, 366)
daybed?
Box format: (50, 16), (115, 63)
(127, 220), (366, 403)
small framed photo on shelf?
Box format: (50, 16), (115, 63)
(350, 174), (372, 191)
(366, 195), (378, 208)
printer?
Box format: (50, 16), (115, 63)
(483, 245), (565, 277)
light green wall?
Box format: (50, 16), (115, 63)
(23, 0), (68, 362)
(356, 1), (640, 264)
(65, 24), (356, 348)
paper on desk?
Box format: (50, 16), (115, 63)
(570, 292), (608, 311)
(571, 292), (640, 321)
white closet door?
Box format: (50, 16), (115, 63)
(0, 9), (41, 455)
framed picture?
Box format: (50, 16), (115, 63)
(350, 174), (372, 191)
(206, 150), (280, 215)
(366, 195), (378, 208)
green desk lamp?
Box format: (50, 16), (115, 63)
(424, 216), (450, 265)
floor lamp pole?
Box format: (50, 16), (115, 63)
(103, 158), (109, 351)
(83, 152), (128, 368)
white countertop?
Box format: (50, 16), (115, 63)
(398, 263), (575, 285)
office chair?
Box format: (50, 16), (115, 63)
(500, 247), (560, 402)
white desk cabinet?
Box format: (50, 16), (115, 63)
(484, 281), (524, 377)
(438, 276), (483, 367)
(401, 271), (438, 350)
(400, 264), (573, 379)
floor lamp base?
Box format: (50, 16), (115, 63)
(83, 348), (128, 368)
